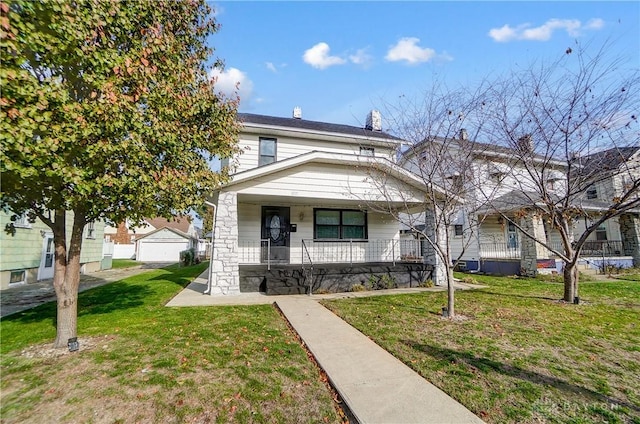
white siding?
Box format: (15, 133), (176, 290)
(233, 133), (396, 173)
(233, 163), (424, 204)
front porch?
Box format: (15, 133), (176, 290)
(480, 239), (634, 274)
(236, 238), (431, 295)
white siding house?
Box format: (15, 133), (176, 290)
(401, 136), (640, 276)
(208, 112), (447, 296)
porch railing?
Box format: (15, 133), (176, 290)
(479, 240), (628, 259)
(238, 239), (423, 266)
(547, 240), (626, 257)
(479, 242), (520, 259)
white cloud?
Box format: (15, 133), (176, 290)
(265, 62), (277, 73)
(585, 18), (605, 30)
(488, 18), (605, 42)
(303, 42), (346, 69)
(349, 48), (373, 68)
(209, 67), (254, 103)
(385, 37), (436, 64)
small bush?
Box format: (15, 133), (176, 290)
(350, 284), (367, 292)
(179, 248), (199, 267)
(367, 274), (397, 290)
(462, 276), (478, 285)
(419, 279), (434, 288)
(313, 288), (331, 295)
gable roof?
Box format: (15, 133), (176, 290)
(400, 136), (566, 168)
(218, 150), (458, 203)
(238, 113), (404, 143)
(574, 146), (640, 175)
(144, 216), (192, 234)
(135, 226), (195, 241)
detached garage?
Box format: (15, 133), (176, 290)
(136, 227), (196, 262)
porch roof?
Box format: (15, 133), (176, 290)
(475, 190), (640, 215)
(217, 151), (460, 205)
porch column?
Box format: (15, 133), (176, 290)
(210, 191), (240, 296)
(619, 213), (640, 266)
(423, 206), (447, 286)
(519, 212), (548, 277)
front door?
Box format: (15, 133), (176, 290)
(38, 233), (55, 280)
(261, 206), (290, 263)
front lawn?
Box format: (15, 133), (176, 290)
(110, 258), (141, 269)
(322, 274), (640, 424)
(0, 263), (341, 423)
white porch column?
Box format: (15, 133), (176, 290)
(519, 212), (548, 277)
(210, 191), (240, 296)
(619, 213), (640, 266)
(423, 206), (447, 286)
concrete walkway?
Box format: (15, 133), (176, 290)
(167, 271), (486, 423)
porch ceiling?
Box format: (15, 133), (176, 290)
(237, 193), (425, 211)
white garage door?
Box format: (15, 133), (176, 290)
(138, 240), (189, 262)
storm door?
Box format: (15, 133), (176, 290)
(38, 233), (55, 280)
(261, 206), (290, 263)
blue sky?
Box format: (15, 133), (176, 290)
(209, 1), (640, 128)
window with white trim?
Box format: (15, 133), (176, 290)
(595, 225), (607, 241)
(86, 221), (96, 239)
(359, 146), (375, 156)
(314, 209), (367, 240)
(586, 185), (598, 199)
(259, 137), (277, 166)
(10, 270), (25, 285)
(454, 225), (463, 236)
(13, 213), (32, 228)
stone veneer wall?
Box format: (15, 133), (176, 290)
(422, 207), (447, 285)
(210, 191), (241, 295)
(619, 213), (640, 266)
(519, 213), (548, 277)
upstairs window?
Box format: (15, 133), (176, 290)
(259, 137), (277, 167)
(454, 224), (463, 236)
(586, 185), (598, 199)
(314, 209), (367, 240)
(489, 172), (505, 185)
(13, 213), (32, 228)
(359, 146), (375, 156)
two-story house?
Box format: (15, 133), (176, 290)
(206, 110), (449, 295)
(0, 211), (106, 290)
(401, 132), (640, 276)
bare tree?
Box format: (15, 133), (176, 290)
(479, 42), (640, 302)
(360, 84), (498, 318)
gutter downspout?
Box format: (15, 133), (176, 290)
(204, 200), (217, 295)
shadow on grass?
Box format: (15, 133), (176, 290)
(1, 264), (202, 326)
(404, 340), (640, 414)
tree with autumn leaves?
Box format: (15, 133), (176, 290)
(1, 0), (239, 347)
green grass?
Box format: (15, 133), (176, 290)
(0, 263), (340, 423)
(322, 273), (640, 424)
(110, 258), (140, 269)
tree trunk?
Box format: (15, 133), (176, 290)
(446, 266), (455, 318)
(563, 262), (579, 303)
(52, 210), (86, 348)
